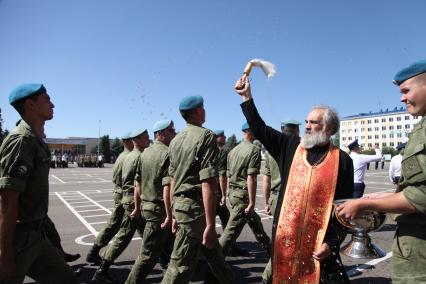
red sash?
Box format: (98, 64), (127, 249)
(273, 144), (339, 284)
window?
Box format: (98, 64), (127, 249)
(368, 127), (372, 131)
(342, 130), (346, 133)
(367, 120), (372, 124)
(405, 116), (410, 120)
(374, 127), (379, 131)
(397, 133), (402, 138)
(382, 134), (386, 138)
(361, 136), (365, 139)
(381, 118), (386, 122)
(368, 143), (372, 147)
(397, 117), (401, 121)
(397, 125), (402, 129)
(382, 142), (387, 147)
(361, 121), (365, 125)
(405, 124), (410, 129)
(382, 126), (386, 130)
(389, 117), (394, 122)
(368, 135), (372, 139)
(342, 137), (346, 141)
(389, 134), (394, 138)
(390, 142), (394, 146)
(389, 126), (394, 130)
(354, 129), (358, 133)
(374, 119), (379, 123)
(374, 135), (379, 139)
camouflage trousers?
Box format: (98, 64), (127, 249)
(7, 223), (78, 284)
(262, 191), (279, 283)
(219, 189), (271, 255)
(161, 217), (235, 284)
(216, 190), (230, 231)
(392, 224), (426, 284)
(102, 194), (145, 262)
(94, 192), (124, 248)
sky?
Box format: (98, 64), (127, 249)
(1, 0), (425, 140)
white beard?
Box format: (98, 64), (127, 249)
(300, 131), (329, 149)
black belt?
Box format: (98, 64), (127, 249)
(175, 190), (201, 199)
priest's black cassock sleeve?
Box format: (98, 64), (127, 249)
(241, 98), (354, 282)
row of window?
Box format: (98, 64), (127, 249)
(342, 115), (417, 126)
(342, 132), (409, 141)
(342, 124), (411, 133)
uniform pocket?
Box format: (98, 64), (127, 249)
(402, 144), (425, 180)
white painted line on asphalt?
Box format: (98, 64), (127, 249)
(73, 204), (99, 208)
(83, 213), (111, 217)
(90, 221), (108, 225)
(76, 209), (106, 213)
(77, 191), (112, 214)
(51, 174), (66, 184)
(346, 251), (392, 277)
(55, 192), (98, 236)
(68, 201), (94, 204)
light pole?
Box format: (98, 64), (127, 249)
(97, 120), (101, 156)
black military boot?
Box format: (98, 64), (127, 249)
(86, 244), (102, 265)
(65, 252), (81, 262)
(91, 260), (117, 284)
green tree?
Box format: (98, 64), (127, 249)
(360, 148), (375, 155)
(332, 132), (340, 147)
(226, 134), (239, 150)
(100, 135), (111, 163)
(0, 108), (7, 145)
(110, 138), (123, 158)
(382, 146), (397, 157)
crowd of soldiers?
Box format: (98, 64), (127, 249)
(77, 154), (104, 168)
(2, 59), (426, 284)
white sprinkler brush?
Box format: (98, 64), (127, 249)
(236, 58), (276, 90)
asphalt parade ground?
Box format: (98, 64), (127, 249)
(28, 163), (395, 283)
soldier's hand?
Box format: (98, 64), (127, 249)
(220, 196), (226, 207)
(0, 251), (17, 281)
(161, 216), (171, 230)
(335, 199), (364, 220)
(202, 225), (216, 249)
(129, 208), (141, 220)
(171, 217), (178, 235)
(265, 204), (271, 215)
(312, 243), (331, 261)
(234, 77), (252, 100)
(245, 203), (255, 216)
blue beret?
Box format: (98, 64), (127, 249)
(393, 60), (426, 86)
(9, 83), (46, 105)
(397, 143), (406, 151)
(130, 128), (147, 139)
(153, 119), (172, 133)
(348, 139), (360, 150)
(282, 119), (302, 126)
(121, 131), (133, 140)
(241, 122), (250, 131)
(213, 130), (224, 136)
(179, 95), (204, 111)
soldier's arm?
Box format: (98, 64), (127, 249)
(130, 180), (142, 220)
(201, 177), (217, 249)
(262, 155), (272, 212)
(219, 175), (227, 206)
(0, 190), (19, 280)
(246, 147), (261, 215)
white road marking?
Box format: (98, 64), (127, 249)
(51, 174), (66, 184)
(346, 252), (392, 276)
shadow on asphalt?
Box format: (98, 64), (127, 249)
(351, 277), (391, 284)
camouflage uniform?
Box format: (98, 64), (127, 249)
(216, 145), (230, 231)
(126, 141), (171, 283)
(261, 152), (281, 283)
(392, 116), (426, 283)
(0, 120), (78, 283)
(161, 124), (235, 284)
(219, 141), (271, 255)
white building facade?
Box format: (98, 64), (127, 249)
(340, 107), (421, 149)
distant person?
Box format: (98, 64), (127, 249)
(0, 83), (78, 283)
(337, 60), (426, 283)
(389, 143), (406, 184)
(348, 139), (382, 198)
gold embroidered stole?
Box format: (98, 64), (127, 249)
(273, 144), (340, 284)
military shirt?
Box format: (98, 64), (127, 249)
(112, 149), (130, 194)
(121, 149), (141, 194)
(169, 124), (218, 195)
(396, 116), (426, 225)
(262, 152), (281, 192)
(0, 120), (50, 223)
(139, 141), (171, 204)
(227, 141), (261, 190)
(216, 146), (229, 177)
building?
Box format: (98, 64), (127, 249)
(45, 137), (100, 155)
(340, 107), (421, 149)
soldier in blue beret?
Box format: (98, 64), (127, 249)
(0, 84), (79, 282)
(219, 122), (271, 258)
(92, 128), (150, 283)
(162, 95), (235, 283)
(281, 119), (301, 137)
(86, 131), (134, 265)
(337, 60), (426, 283)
